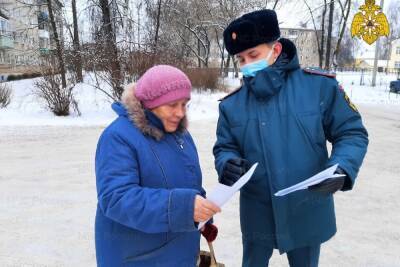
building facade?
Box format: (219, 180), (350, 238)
(0, 0), (63, 79)
(388, 38), (400, 70)
(207, 27), (323, 70)
(280, 27), (322, 67)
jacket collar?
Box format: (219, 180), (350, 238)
(112, 83), (188, 141)
(244, 38), (300, 99)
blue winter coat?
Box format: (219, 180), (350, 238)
(95, 87), (204, 266)
(213, 38), (368, 253)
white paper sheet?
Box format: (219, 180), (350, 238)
(198, 163), (258, 229)
(274, 164), (346, 197)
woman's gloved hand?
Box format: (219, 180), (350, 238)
(219, 158), (251, 186)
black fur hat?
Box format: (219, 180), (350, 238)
(223, 9), (281, 55)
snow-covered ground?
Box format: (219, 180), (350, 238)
(1, 72), (400, 266)
(1, 71), (399, 127)
(0, 75), (227, 127)
(336, 72), (400, 106)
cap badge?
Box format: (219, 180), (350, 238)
(232, 32), (237, 40)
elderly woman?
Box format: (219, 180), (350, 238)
(95, 65), (220, 266)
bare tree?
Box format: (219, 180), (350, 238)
(335, 32), (356, 67)
(145, 0), (274, 71)
(72, 0), (83, 82)
(324, 0), (334, 70)
(303, 0), (325, 68)
(384, 1), (400, 70)
(82, 0), (154, 100)
(304, 0), (353, 69)
(332, 0), (352, 68)
(153, 0), (162, 53)
(319, 0), (327, 68)
(0, 83), (12, 108)
(35, 57), (78, 116)
(99, 0), (123, 99)
(46, 0), (67, 88)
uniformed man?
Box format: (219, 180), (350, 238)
(213, 9), (369, 267)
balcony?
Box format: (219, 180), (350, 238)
(38, 11), (49, 21)
(37, 11), (49, 30)
(0, 35), (13, 49)
(38, 29), (49, 39)
(39, 47), (50, 55)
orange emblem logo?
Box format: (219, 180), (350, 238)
(232, 32), (237, 40)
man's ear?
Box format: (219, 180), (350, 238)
(273, 42), (283, 58)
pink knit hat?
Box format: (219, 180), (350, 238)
(134, 65), (192, 109)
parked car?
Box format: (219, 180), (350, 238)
(389, 79), (400, 94)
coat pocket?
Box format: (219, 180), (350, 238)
(295, 112), (326, 155)
(123, 232), (170, 262)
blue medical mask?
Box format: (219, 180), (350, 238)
(240, 46), (275, 77)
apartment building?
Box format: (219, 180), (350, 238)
(388, 38), (400, 70)
(280, 27), (322, 67)
(0, 0), (63, 79)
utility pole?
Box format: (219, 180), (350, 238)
(372, 0), (384, 87)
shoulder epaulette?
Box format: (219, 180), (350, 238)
(218, 86), (243, 101)
(303, 67), (336, 78)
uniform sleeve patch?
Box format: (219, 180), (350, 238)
(343, 90), (358, 113)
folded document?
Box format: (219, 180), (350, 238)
(198, 162), (258, 229)
(274, 164), (346, 197)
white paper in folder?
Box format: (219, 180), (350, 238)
(274, 164), (346, 197)
(198, 162), (258, 230)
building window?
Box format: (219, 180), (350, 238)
(0, 18), (11, 36)
(38, 11), (49, 30)
(396, 47), (400, 55)
(395, 61), (400, 69)
(39, 37), (48, 48)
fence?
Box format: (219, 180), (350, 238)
(333, 67), (400, 76)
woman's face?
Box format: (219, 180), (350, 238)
(151, 98), (189, 132)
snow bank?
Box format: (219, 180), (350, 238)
(337, 72), (400, 106)
(0, 74), (225, 126)
(1, 71), (399, 126)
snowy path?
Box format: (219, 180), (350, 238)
(0, 105), (400, 267)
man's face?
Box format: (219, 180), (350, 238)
(235, 42), (282, 67)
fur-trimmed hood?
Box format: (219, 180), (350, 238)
(117, 83), (188, 141)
